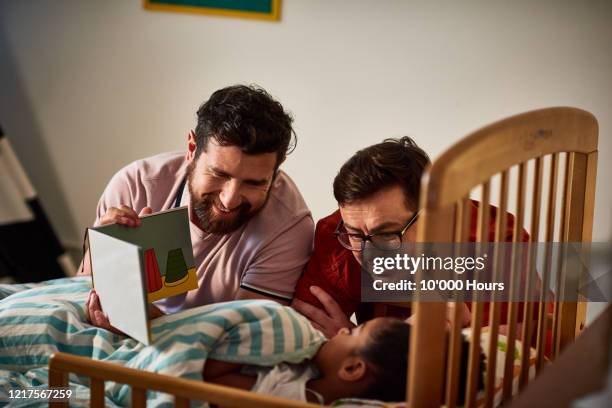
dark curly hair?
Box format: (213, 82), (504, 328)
(333, 136), (430, 210)
(194, 84), (296, 168)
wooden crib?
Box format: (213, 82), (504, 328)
(49, 107), (599, 407)
(407, 106), (598, 408)
(48, 352), (319, 408)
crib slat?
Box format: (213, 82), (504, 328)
(545, 153), (560, 240)
(90, 378), (105, 408)
(466, 296), (484, 408)
(519, 158), (543, 389)
(408, 302), (448, 407)
(555, 151), (595, 352)
(529, 158), (543, 244)
(476, 181), (491, 242)
(484, 170), (509, 408)
(465, 183), (490, 407)
(446, 300), (466, 408)
(132, 387), (147, 408)
(502, 163), (526, 402)
(536, 153), (559, 371)
(456, 193), (472, 244)
(445, 197), (471, 408)
(454, 195), (471, 243)
(49, 367), (69, 408)
(552, 153), (571, 358)
(559, 152), (571, 243)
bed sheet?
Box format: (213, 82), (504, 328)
(0, 277), (325, 407)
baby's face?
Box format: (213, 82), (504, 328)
(314, 318), (387, 374)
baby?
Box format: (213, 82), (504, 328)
(204, 317), (485, 404)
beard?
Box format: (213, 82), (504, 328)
(186, 163), (257, 235)
(191, 192), (253, 234)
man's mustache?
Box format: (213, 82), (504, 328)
(194, 193), (252, 215)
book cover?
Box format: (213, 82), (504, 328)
(87, 206), (198, 344)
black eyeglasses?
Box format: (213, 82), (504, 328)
(334, 211), (420, 252)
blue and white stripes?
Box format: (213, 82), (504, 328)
(0, 277), (325, 407)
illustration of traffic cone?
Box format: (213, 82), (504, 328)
(144, 248), (162, 293)
(164, 248), (189, 287)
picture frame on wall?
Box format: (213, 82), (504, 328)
(143, 0), (281, 22)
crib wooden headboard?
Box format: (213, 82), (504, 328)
(407, 107), (598, 408)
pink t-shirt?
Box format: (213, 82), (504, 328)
(94, 152), (314, 313)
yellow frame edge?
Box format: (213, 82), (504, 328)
(143, 0), (281, 21)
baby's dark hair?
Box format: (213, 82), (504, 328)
(356, 318), (410, 402)
(356, 318), (486, 404)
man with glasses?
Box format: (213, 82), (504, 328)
(334, 210), (420, 253)
(291, 137), (429, 337)
(291, 137), (525, 337)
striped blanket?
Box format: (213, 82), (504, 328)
(0, 277), (325, 407)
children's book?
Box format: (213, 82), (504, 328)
(87, 206), (198, 344)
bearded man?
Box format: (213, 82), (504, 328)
(80, 85), (313, 326)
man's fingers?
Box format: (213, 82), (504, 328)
(87, 301), (100, 325)
(85, 289), (123, 334)
(100, 208), (127, 226)
(93, 310), (111, 329)
(88, 292), (116, 331)
(101, 207), (140, 227)
(119, 205), (139, 220)
(309, 286), (345, 318)
(117, 216), (136, 226)
(292, 299), (331, 324)
(292, 298), (352, 338)
(119, 206), (141, 226)
(89, 291), (108, 327)
(85, 290), (93, 322)
(92, 290), (102, 311)
(139, 207), (153, 217)
(311, 322), (326, 334)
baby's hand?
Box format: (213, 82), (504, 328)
(85, 289), (124, 335)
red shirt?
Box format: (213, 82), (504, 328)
(293, 200), (531, 324)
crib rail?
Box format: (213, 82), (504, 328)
(48, 352), (319, 408)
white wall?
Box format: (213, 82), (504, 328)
(1, 0), (611, 250)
